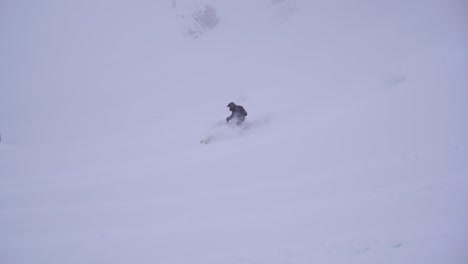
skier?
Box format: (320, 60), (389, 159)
(226, 102), (247, 125)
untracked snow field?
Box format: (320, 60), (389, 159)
(1, 0), (468, 263)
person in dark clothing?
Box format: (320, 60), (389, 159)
(226, 102), (248, 125)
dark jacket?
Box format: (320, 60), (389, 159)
(227, 104), (247, 123)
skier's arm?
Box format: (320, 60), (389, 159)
(226, 112), (234, 122)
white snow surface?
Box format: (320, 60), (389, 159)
(1, 0), (468, 263)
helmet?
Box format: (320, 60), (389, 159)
(227, 102), (236, 108)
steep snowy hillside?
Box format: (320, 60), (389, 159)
(1, 0), (467, 264)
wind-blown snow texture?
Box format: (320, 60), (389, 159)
(1, 0), (468, 263)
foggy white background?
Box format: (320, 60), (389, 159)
(1, 0), (467, 263)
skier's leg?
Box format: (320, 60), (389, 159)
(236, 116), (245, 126)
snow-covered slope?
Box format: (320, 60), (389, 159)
(1, 1), (467, 263)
